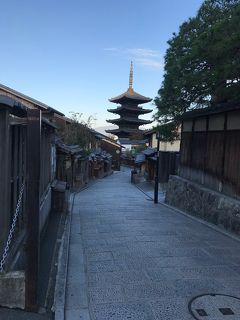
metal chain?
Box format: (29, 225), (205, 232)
(0, 180), (25, 273)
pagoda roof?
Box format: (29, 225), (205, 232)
(109, 88), (152, 104)
(107, 105), (152, 115)
(119, 138), (147, 145)
(105, 128), (141, 134)
(106, 117), (152, 125)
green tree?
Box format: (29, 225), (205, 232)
(63, 112), (96, 151)
(154, 0), (240, 140)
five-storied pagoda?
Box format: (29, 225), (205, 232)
(106, 62), (152, 145)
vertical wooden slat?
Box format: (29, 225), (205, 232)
(22, 126), (27, 225)
(25, 109), (41, 311)
(203, 116), (209, 173)
(12, 125), (19, 217)
(179, 121), (184, 166)
(221, 112), (228, 181)
(40, 129), (43, 196)
(189, 119), (195, 167)
(18, 126), (24, 229)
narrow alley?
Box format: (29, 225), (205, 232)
(65, 169), (240, 320)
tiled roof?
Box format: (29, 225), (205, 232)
(109, 88), (152, 104)
(0, 83), (64, 116)
(0, 94), (26, 117)
(118, 138), (147, 145)
(181, 101), (240, 120)
(142, 148), (157, 156)
(107, 117), (152, 125)
(105, 128), (140, 134)
(108, 105), (152, 115)
(56, 140), (83, 155)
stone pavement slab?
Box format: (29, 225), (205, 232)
(65, 169), (240, 320)
(0, 307), (52, 320)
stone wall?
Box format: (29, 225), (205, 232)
(165, 175), (240, 235)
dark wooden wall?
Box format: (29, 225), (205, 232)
(181, 111), (240, 196)
(159, 151), (179, 183)
(0, 109), (27, 258)
(10, 124), (27, 237)
(0, 108), (55, 269)
(40, 125), (54, 196)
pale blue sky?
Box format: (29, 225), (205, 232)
(0, 0), (203, 128)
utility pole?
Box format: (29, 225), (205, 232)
(25, 109), (41, 311)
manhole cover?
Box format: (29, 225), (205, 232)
(188, 294), (240, 319)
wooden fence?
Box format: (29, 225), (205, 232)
(180, 107), (240, 197)
(145, 151), (179, 183)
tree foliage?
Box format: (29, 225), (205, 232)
(154, 0), (240, 140)
(63, 112), (96, 150)
(154, 122), (180, 142)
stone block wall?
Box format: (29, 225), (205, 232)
(165, 175), (240, 235)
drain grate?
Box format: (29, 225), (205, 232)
(219, 308), (235, 315)
(196, 309), (208, 316)
(188, 294), (240, 319)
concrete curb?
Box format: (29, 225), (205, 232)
(134, 184), (153, 200)
(53, 193), (74, 320)
(52, 181), (99, 320)
(134, 183), (166, 203)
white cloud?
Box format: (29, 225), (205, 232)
(104, 47), (163, 70)
(135, 58), (163, 69)
(126, 48), (161, 58)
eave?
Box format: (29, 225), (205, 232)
(107, 106), (152, 115)
(106, 128), (142, 134)
(106, 118), (152, 125)
(109, 88), (152, 104)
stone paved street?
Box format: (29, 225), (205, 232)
(65, 168), (240, 320)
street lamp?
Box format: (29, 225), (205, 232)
(154, 130), (161, 203)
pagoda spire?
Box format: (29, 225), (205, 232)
(128, 61), (133, 94)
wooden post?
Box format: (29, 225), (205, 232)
(25, 109), (41, 311)
(154, 135), (160, 203)
(0, 109), (10, 258)
(202, 116), (209, 185)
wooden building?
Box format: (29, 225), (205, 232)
(144, 128), (180, 152)
(166, 102), (240, 235)
(92, 130), (122, 170)
(179, 102), (240, 198)
(0, 84), (68, 310)
(0, 93), (60, 264)
(133, 148), (179, 183)
(89, 150), (113, 179)
(0, 83), (64, 121)
(56, 140), (89, 190)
